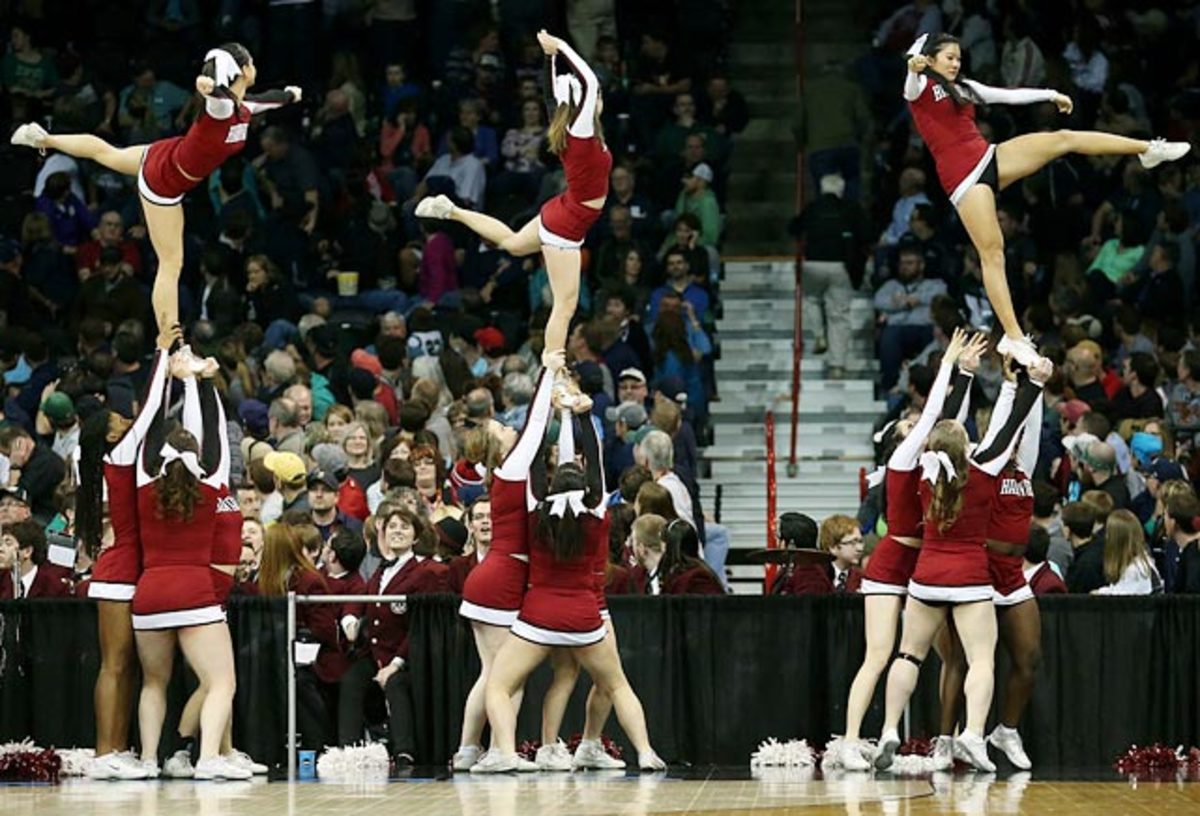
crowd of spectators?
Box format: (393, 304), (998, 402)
(0, 1), (758, 607)
(794, 0), (1200, 596)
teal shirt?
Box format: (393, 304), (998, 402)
(1089, 239), (1145, 284)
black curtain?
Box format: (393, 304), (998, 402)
(3, 595), (1200, 768)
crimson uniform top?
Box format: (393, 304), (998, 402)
(1027, 562), (1067, 595)
(551, 40), (611, 203)
(364, 553), (443, 669)
(777, 563), (863, 595)
(89, 350), (172, 601)
(319, 569), (367, 682)
(663, 563), (725, 595)
(987, 396), (1041, 548)
(184, 377), (242, 603)
(904, 71), (1057, 204)
(287, 568), (344, 684)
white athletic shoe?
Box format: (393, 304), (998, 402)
(223, 750), (268, 775)
(638, 750), (666, 771)
(451, 744), (483, 771)
(414, 194), (455, 219)
(995, 334), (1043, 369)
(1140, 138), (1191, 169)
(535, 741), (574, 771)
(987, 725), (1031, 770)
(873, 728), (900, 771)
(573, 739), (627, 770)
(139, 758), (161, 779)
(194, 755), (252, 781)
(470, 751), (534, 774)
(931, 735), (954, 771)
(87, 751), (152, 780)
(10, 122), (47, 150)
(162, 749), (195, 779)
(838, 740), (872, 772)
(953, 730), (996, 773)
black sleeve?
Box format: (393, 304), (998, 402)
(942, 369), (973, 421)
(576, 415), (605, 509)
(972, 373), (1042, 472)
(197, 379), (223, 477)
(529, 434), (548, 503)
(139, 379), (173, 479)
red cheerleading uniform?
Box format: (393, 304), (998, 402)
(592, 522), (611, 620)
(211, 485), (242, 604)
(459, 475), (532, 626)
(511, 514), (607, 647)
(908, 465), (997, 603)
(987, 464), (1035, 606)
(138, 90), (294, 206)
(862, 468), (923, 595)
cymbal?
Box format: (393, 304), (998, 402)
(744, 547), (835, 565)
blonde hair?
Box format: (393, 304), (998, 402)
(1081, 490), (1115, 524)
(1103, 509), (1148, 584)
(819, 514), (859, 553)
(547, 102), (604, 155)
(632, 513), (666, 552)
(925, 420), (969, 532)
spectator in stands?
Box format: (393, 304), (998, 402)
(876, 168), (930, 273)
(257, 126), (321, 234)
(1063, 20), (1109, 97)
(651, 306), (710, 428)
(417, 126), (486, 210)
(1064, 342), (1109, 412)
(36, 391), (79, 463)
(1024, 526), (1067, 595)
(873, 247), (947, 392)
(796, 60), (871, 202)
(1121, 242), (1185, 329)
(73, 247), (147, 333)
(75, 211), (142, 283)
(649, 249), (710, 328)
(308, 469), (364, 542)
(630, 31), (692, 145)
(495, 98), (546, 200)
(117, 61), (188, 137)
(595, 206), (648, 285)
(0, 426), (65, 525)
(263, 451), (310, 522)
(1065, 502), (1104, 594)
(603, 290), (654, 377)
(661, 164), (720, 251)
(448, 497), (489, 593)
(1164, 491), (1200, 594)
(697, 73), (748, 138)
(637, 430), (695, 531)
(341, 422), (380, 490)
(1113, 353), (1163, 421)
(1094, 510), (1159, 595)
(605, 162), (656, 241)
(269, 398), (305, 456)
(1076, 441), (1130, 511)
(1032, 481), (1072, 575)
(439, 98), (499, 168)
(792, 173), (868, 379)
(1166, 350), (1200, 444)
(0, 518), (74, 598)
(999, 14), (1045, 87)
(0, 488), (32, 526)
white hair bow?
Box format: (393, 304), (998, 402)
(553, 72), (582, 108)
(205, 48), (241, 89)
(866, 465), (886, 489)
(160, 443), (204, 480)
(907, 33), (929, 57)
(919, 450), (957, 484)
(546, 489), (587, 519)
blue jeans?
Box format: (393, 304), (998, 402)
(878, 323), (933, 392)
(703, 522), (731, 591)
(809, 145), (862, 203)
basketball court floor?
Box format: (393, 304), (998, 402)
(2, 766), (1198, 816)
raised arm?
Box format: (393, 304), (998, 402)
(575, 411), (606, 510)
(198, 376), (231, 487)
(942, 369), (974, 425)
(1015, 393), (1043, 477)
(889, 360), (953, 471)
(496, 361), (560, 481)
(110, 348), (172, 467)
(960, 78), (1061, 107)
(973, 371), (1047, 476)
(243, 87), (301, 115)
(542, 30), (598, 138)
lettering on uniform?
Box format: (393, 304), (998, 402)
(226, 123), (249, 144)
(932, 84), (948, 102)
(216, 495), (241, 513)
(999, 477), (1033, 498)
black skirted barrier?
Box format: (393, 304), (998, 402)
(2, 595), (1198, 769)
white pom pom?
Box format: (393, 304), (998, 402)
(57, 747), (96, 777)
(750, 737), (816, 769)
(316, 742), (391, 782)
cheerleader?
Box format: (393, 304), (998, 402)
(875, 356), (1053, 773)
(130, 351), (247, 780)
(75, 328), (176, 780)
(472, 394), (663, 774)
(416, 29), (608, 369)
(10, 44), (300, 331)
(904, 33), (1189, 367)
(837, 329), (985, 772)
(452, 354), (564, 772)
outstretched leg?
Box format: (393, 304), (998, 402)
(542, 246), (582, 358)
(141, 200), (186, 332)
(995, 130), (1150, 190)
(956, 185), (1020, 341)
(42, 133), (146, 177)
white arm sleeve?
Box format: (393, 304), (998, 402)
(888, 360), (955, 471)
(554, 39), (599, 138)
(557, 409), (575, 465)
(903, 72), (928, 102)
(1015, 393), (1043, 477)
(495, 370), (555, 481)
(182, 377), (203, 451)
(961, 78), (1057, 106)
(204, 96), (236, 119)
(108, 350), (170, 466)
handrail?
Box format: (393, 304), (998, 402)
(788, 0), (807, 477)
(764, 409), (779, 593)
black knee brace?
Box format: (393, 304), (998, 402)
(895, 651), (924, 668)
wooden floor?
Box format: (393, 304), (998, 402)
(2, 769), (1199, 815)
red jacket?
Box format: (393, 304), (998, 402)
(0, 564), (75, 599)
(363, 556), (444, 669)
(605, 563), (634, 595)
(338, 477), (370, 521)
(773, 563), (864, 595)
(1028, 562), (1067, 595)
(316, 569), (368, 683)
(446, 553), (478, 594)
(629, 561), (724, 595)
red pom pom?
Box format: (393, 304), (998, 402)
(517, 740), (540, 762)
(898, 737), (935, 757)
(1114, 742), (1200, 780)
(0, 747), (62, 783)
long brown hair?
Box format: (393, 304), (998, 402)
(652, 310), (693, 366)
(257, 523), (323, 596)
(157, 427), (203, 522)
(1103, 509), (1148, 584)
(925, 420), (969, 533)
(547, 101), (604, 155)
(535, 463), (588, 561)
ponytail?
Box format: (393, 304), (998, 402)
(920, 33), (980, 108)
(76, 411), (112, 558)
(924, 420), (970, 532)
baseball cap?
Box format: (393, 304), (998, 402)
(606, 401), (647, 429)
(264, 451), (307, 487)
(436, 516), (469, 554)
(474, 327), (506, 355)
(689, 163), (714, 183)
(573, 360), (604, 396)
(238, 399), (270, 438)
(350, 348), (383, 376)
(306, 468), (340, 491)
(655, 375), (687, 404)
(310, 443), (349, 479)
(1130, 431), (1164, 468)
(0, 486), (30, 506)
(41, 392), (76, 424)
(1145, 458), (1185, 483)
(618, 367), (647, 384)
(1055, 399), (1091, 424)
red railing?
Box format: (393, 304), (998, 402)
(788, 0), (807, 476)
(764, 409), (779, 592)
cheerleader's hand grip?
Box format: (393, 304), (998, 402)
(285, 86), (303, 103)
(195, 76), (216, 96)
(907, 55), (930, 74)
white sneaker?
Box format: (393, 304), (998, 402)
(451, 744), (483, 771)
(469, 751), (524, 774)
(10, 122), (47, 150)
(87, 751), (151, 780)
(953, 730), (996, 773)
(1140, 138), (1191, 169)
(573, 739), (626, 770)
(223, 750), (268, 775)
(932, 735), (954, 771)
(162, 749), (195, 779)
(995, 334), (1042, 369)
(838, 741), (872, 772)
(638, 750), (666, 771)
(987, 725), (1031, 770)
(415, 194), (455, 219)
(194, 755), (252, 781)
(873, 728), (900, 771)
(535, 741), (574, 771)
(139, 758), (161, 778)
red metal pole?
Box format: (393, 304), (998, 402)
(788, 0), (806, 476)
(765, 410), (779, 592)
